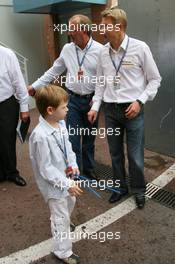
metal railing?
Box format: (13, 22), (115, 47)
(0, 41), (29, 85)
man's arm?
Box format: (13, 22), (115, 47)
(28, 48), (67, 95)
(9, 51), (29, 121)
(125, 44), (161, 119)
(88, 54), (106, 123)
(138, 44), (162, 104)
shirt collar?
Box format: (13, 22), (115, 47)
(110, 34), (128, 53)
(39, 115), (61, 136)
(75, 37), (93, 51)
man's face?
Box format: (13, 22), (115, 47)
(101, 16), (121, 42)
(68, 20), (85, 46)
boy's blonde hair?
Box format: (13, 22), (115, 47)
(35, 85), (69, 117)
(101, 7), (127, 30)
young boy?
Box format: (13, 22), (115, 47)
(29, 85), (82, 264)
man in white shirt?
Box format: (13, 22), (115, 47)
(28, 14), (103, 179)
(88, 7), (161, 208)
(0, 46), (29, 186)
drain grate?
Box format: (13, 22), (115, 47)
(95, 162), (113, 180)
(145, 183), (175, 210)
(95, 162), (130, 184)
(95, 162), (175, 210)
(145, 183), (161, 198)
(151, 188), (175, 209)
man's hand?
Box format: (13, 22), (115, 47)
(88, 110), (98, 124)
(68, 181), (83, 197)
(125, 101), (141, 119)
(28, 85), (36, 97)
(20, 112), (30, 122)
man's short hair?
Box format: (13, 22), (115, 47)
(101, 7), (127, 30)
(69, 14), (92, 36)
(35, 85), (69, 117)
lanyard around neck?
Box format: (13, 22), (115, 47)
(52, 130), (68, 167)
(75, 38), (93, 70)
(109, 37), (129, 75)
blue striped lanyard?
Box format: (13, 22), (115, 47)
(109, 37), (129, 75)
(75, 38), (93, 70)
(52, 130), (68, 167)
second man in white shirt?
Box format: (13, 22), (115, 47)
(88, 7), (161, 208)
(28, 14), (103, 179)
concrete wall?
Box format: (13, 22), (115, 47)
(119, 0), (175, 157)
(0, 0), (49, 108)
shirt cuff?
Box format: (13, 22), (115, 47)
(91, 101), (101, 112)
(70, 162), (78, 169)
(138, 94), (148, 104)
(32, 80), (41, 90)
(20, 103), (29, 112)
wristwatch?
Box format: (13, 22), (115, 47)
(136, 99), (143, 107)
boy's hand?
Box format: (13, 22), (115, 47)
(66, 167), (80, 178)
(68, 181), (83, 197)
(72, 167), (80, 176)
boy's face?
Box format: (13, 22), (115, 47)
(47, 101), (68, 121)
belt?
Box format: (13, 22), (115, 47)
(0, 95), (15, 105)
(104, 102), (131, 107)
(68, 90), (94, 99)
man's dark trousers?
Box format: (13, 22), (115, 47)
(0, 96), (20, 182)
(66, 94), (98, 172)
(104, 103), (146, 195)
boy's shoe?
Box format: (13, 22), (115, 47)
(61, 254), (80, 264)
(70, 221), (76, 232)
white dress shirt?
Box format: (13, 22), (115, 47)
(32, 38), (103, 95)
(29, 116), (78, 202)
(91, 35), (162, 112)
(0, 46), (29, 112)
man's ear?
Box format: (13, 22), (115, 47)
(47, 106), (54, 115)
